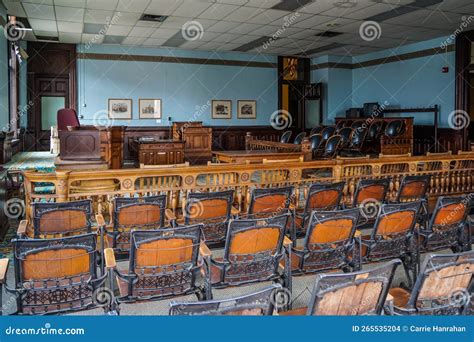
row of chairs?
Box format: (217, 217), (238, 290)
(1, 175), (472, 315)
(280, 119), (407, 158)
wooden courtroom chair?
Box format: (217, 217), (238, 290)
(395, 175), (430, 203)
(0, 233), (111, 315)
(320, 135), (342, 159)
(18, 200), (94, 239)
(178, 189), (237, 246)
(293, 181), (345, 239)
(169, 284), (281, 316)
(386, 251), (473, 315)
(279, 131), (292, 143)
(206, 214), (292, 298)
(290, 209), (360, 275)
(106, 195), (173, 254)
(105, 224), (211, 313)
(293, 132), (306, 144)
(309, 126), (323, 135)
(242, 186), (294, 219)
(349, 178), (390, 227)
(309, 133), (323, 157)
(356, 201), (422, 287)
(282, 259), (400, 315)
(415, 195), (471, 254)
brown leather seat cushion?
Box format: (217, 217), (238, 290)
(279, 307), (307, 315)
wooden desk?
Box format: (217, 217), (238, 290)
(213, 150), (305, 164)
(172, 122), (212, 164)
(131, 139), (185, 166)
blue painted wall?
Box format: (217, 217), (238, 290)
(312, 37), (455, 127)
(77, 44), (277, 127)
(0, 8), (9, 130)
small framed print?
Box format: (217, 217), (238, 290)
(139, 99), (162, 119)
(108, 99), (132, 120)
(212, 100), (232, 119)
(237, 100), (256, 119)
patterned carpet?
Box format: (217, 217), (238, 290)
(0, 220), (17, 259)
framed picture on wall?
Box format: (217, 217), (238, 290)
(139, 99), (162, 119)
(237, 100), (256, 119)
(108, 99), (132, 119)
(212, 100), (232, 119)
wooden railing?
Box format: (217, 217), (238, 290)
(22, 151), (474, 220)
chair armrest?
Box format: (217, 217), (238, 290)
(199, 242), (212, 257)
(0, 258), (9, 284)
(17, 220), (29, 236)
(104, 248), (116, 269)
(95, 214), (106, 227)
(283, 236), (293, 248)
(231, 206), (240, 216)
(165, 208), (177, 221)
(354, 230), (362, 237)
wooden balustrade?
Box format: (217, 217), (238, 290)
(22, 152), (474, 220)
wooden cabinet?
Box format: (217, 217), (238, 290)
(131, 139), (185, 166)
(172, 122), (212, 164)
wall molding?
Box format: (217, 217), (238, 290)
(311, 44), (455, 70)
(77, 52), (277, 69)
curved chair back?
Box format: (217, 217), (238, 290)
(310, 126), (323, 135)
(305, 182), (345, 212)
(353, 178), (390, 207)
(112, 195), (167, 252)
(307, 260), (400, 315)
(406, 251), (474, 315)
(335, 121), (346, 131)
(351, 121), (363, 130)
(322, 135), (342, 158)
(184, 190), (234, 245)
(57, 108), (80, 130)
(293, 132), (306, 144)
(385, 120), (405, 138)
(321, 126), (335, 141)
(32, 200), (93, 238)
(169, 284), (281, 316)
(349, 127), (368, 149)
(310, 134), (323, 151)
(280, 131), (292, 143)
(396, 175), (430, 202)
(293, 209), (359, 273)
(12, 233), (104, 315)
(338, 127), (353, 146)
(215, 214), (289, 287)
(248, 186), (293, 217)
(114, 225), (206, 302)
(367, 121), (383, 141)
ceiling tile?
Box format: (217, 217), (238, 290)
(3, 1), (27, 16)
(245, 0), (281, 9)
(223, 6), (264, 22)
(34, 30), (58, 38)
(112, 11), (141, 25)
(116, 0), (151, 13)
(143, 37), (167, 46)
(145, 0), (183, 16)
(55, 6), (85, 22)
(84, 9), (114, 24)
(82, 33), (104, 43)
(172, 0), (212, 17)
(29, 18), (58, 31)
(86, 0), (119, 10)
(121, 36), (146, 45)
(198, 3), (240, 20)
(228, 23), (262, 35)
(245, 9), (290, 24)
(59, 32), (82, 43)
(128, 26), (157, 37)
(57, 20), (83, 33)
(22, 0), (54, 5)
(150, 28), (179, 39)
(207, 21), (241, 33)
(106, 25), (132, 35)
(54, 0), (87, 8)
(23, 3), (56, 20)
(158, 16), (193, 29)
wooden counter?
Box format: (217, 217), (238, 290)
(131, 139), (185, 166)
(213, 150), (305, 164)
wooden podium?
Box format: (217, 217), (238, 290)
(172, 122), (212, 164)
(57, 126), (124, 169)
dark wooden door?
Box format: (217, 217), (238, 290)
(34, 76), (69, 151)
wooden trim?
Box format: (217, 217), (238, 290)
(310, 44), (455, 70)
(77, 53), (277, 69)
